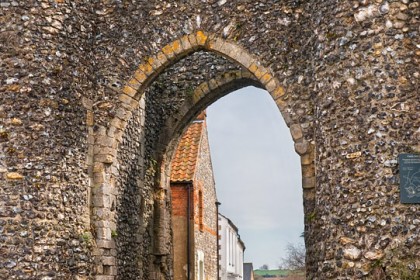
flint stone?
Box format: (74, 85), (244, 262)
(343, 245), (362, 260)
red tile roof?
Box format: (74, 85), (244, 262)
(170, 121), (204, 182)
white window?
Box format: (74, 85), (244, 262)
(199, 260), (204, 280)
(197, 250), (205, 280)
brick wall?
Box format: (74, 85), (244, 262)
(172, 185), (190, 217)
(171, 184), (190, 280)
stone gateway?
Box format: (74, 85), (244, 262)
(0, 1), (418, 279)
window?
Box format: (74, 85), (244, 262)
(199, 260), (204, 280)
(198, 190), (203, 231)
(197, 250), (205, 280)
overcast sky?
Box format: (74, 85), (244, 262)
(206, 86), (304, 269)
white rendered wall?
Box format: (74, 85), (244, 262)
(218, 214), (245, 280)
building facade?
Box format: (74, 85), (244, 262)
(218, 214), (245, 280)
(171, 112), (218, 280)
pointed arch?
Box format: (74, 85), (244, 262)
(98, 31), (311, 167)
(90, 31), (315, 279)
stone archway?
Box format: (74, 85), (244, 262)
(2, 2), (418, 280)
(90, 31), (315, 279)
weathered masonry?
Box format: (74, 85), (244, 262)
(0, 1), (419, 279)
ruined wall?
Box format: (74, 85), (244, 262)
(1, 0), (418, 279)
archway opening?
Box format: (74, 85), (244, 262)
(166, 84), (306, 279)
(206, 86), (304, 270)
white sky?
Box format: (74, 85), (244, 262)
(206, 86), (304, 269)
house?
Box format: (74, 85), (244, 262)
(218, 213), (245, 280)
(243, 263), (254, 280)
(170, 112), (218, 280)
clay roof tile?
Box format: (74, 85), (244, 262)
(170, 121), (204, 182)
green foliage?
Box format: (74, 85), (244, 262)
(254, 269), (288, 277)
(186, 86), (194, 96)
(389, 261), (419, 280)
(372, 259), (382, 268)
(254, 269), (305, 277)
(381, 244), (419, 279)
(306, 211), (316, 222)
(111, 230), (118, 238)
(146, 157), (158, 177)
(81, 232), (92, 244)
(325, 32), (339, 40)
(260, 264), (269, 270)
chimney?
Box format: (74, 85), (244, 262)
(195, 110), (206, 121)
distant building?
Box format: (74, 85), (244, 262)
(218, 213), (245, 280)
(170, 112), (218, 280)
(243, 263), (254, 280)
